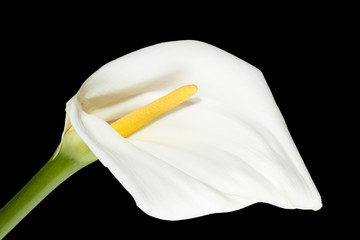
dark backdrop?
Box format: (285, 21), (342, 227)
(0, 4), (350, 239)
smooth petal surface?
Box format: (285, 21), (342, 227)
(67, 40), (321, 220)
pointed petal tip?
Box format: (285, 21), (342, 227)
(313, 201), (323, 211)
(297, 196), (323, 211)
(311, 189), (323, 211)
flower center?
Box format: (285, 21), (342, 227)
(110, 84), (198, 137)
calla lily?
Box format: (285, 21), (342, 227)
(0, 40), (322, 238)
(66, 40), (321, 220)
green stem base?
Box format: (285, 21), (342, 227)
(0, 128), (97, 239)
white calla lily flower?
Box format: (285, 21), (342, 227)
(64, 40), (322, 220)
(0, 41), (322, 238)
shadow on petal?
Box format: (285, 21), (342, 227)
(81, 71), (184, 113)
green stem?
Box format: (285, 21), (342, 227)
(0, 128), (97, 239)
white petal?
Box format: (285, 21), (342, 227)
(69, 40), (322, 220)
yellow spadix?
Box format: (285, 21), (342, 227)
(110, 85), (198, 138)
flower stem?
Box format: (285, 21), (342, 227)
(0, 128), (97, 239)
(0, 153), (89, 239)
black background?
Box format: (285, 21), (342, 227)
(0, 4), (352, 239)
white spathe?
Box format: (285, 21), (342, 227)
(65, 40), (322, 220)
